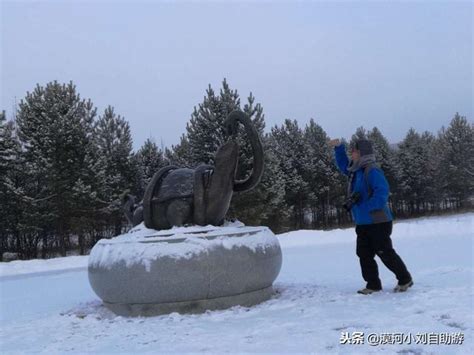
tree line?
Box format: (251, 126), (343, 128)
(0, 80), (472, 260)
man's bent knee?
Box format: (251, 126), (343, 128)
(375, 248), (396, 259)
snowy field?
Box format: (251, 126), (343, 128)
(0, 213), (472, 354)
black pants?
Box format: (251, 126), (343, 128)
(356, 221), (411, 290)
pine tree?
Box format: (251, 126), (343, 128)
(68, 100), (106, 253)
(367, 127), (399, 209)
(258, 136), (288, 230)
(0, 111), (19, 258)
(269, 119), (310, 228)
(396, 128), (437, 215)
(0, 111), (13, 178)
(367, 127), (395, 172)
(94, 105), (136, 235)
(134, 138), (166, 197)
(302, 119), (338, 227)
(437, 113), (474, 207)
(16, 81), (98, 256)
(419, 131), (439, 209)
(185, 79), (240, 166)
(178, 79), (280, 227)
(165, 134), (192, 167)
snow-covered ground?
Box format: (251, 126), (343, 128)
(0, 213), (472, 354)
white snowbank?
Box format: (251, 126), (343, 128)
(277, 212), (474, 248)
(0, 255), (88, 279)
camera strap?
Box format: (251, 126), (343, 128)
(364, 164), (376, 198)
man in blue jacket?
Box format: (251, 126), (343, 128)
(329, 138), (413, 295)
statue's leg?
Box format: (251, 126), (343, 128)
(193, 164), (214, 226)
(143, 165), (177, 229)
(132, 206), (143, 226)
(123, 194), (137, 225)
(166, 198), (192, 227)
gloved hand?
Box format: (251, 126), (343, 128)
(328, 139), (341, 148)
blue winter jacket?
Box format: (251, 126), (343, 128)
(334, 144), (393, 225)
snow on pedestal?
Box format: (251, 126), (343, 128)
(88, 221), (282, 317)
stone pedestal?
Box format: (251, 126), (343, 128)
(88, 225), (282, 317)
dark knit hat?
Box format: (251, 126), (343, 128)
(354, 139), (374, 156)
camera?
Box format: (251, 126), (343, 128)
(343, 192), (361, 212)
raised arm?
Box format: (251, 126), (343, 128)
(334, 143), (350, 176)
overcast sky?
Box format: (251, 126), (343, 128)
(1, 0), (472, 149)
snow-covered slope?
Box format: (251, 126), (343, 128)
(0, 213), (472, 354)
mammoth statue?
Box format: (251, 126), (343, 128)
(124, 110), (264, 230)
